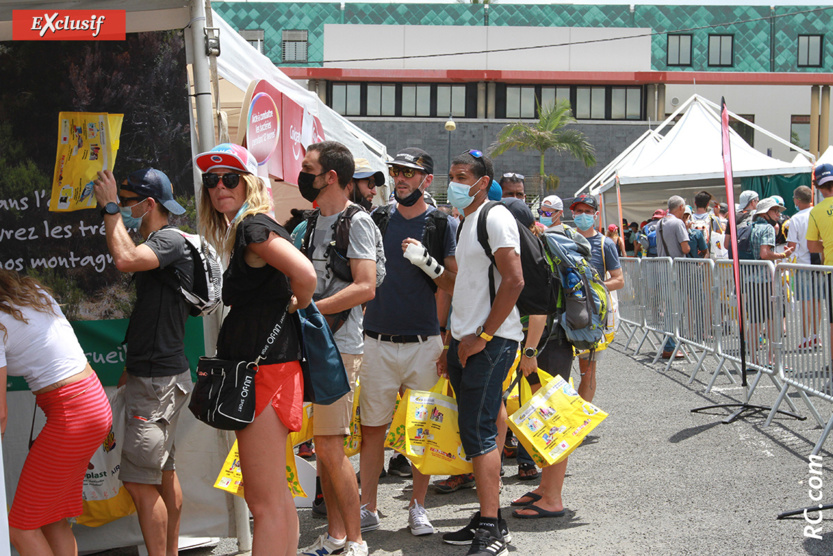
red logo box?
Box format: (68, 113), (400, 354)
(13, 10), (126, 41)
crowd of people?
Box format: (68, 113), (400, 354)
(7, 138), (829, 556)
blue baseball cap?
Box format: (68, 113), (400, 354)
(488, 180), (502, 201)
(125, 168), (185, 215)
(816, 163), (833, 187)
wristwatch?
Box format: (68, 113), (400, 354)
(100, 202), (119, 217)
(475, 325), (493, 342)
(523, 347), (538, 358)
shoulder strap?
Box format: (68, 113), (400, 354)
(300, 209), (320, 258)
(476, 202), (501, 305)
(658, 219), (671, 256)
(371, 205), (391, 237)
(334, 204), (363, 255)
(423, 209), (449, 261)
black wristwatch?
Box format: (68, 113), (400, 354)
(100, 202), (119, 217)
(523, 347), (538, 358)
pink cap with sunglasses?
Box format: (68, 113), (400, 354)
(195, 143), (259, 175)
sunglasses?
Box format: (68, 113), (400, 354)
(202, 172), (241, 189)
(503, 172), (525, 180)
(538, 209), (558, 217)
(388, 166), (420, 179)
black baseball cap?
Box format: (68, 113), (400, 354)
(387, 147), (434, 175)
(124, 168), (185, 215)
(569, 193), (599, 211)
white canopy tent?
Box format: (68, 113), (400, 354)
(576, 95), (814, 225)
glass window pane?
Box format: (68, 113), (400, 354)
(680, 36), (691, 65)
(367, 85), (380, 116)
(721, 37), (732, 65)
(576, 87), (590, 119)
(451, 85), (466, 117)
(626, 88), (641, 119)
(346, 84), (360, 116)
(668, 36), (679, 65)
(709, 36), (720, 65)
(591, 87), (605, 119)
(381, 85), (395, 116)
(402, 86), (416, 117)
(799, 36), (808, 66)
(810, 36), (822, 66)
(332, 84), (346, 115)
(556, 87), (570, 104)
(791, 122), (810, 151)
(611, 88), (625, 119)
(541, 87), (556, 111)
(416, 85), (430, 117)
(520, 87), (535, 118)
(437, 86), (451, 117)
(506, 86), (520, 118)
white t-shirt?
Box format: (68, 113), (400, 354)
(0, 294), (88, 391)
(451, 202), (524, 343)
(787, 207), (812, 264)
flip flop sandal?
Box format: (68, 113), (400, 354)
(518, 463), (539, 481)
(510, 491), (542, 507)
(512, 504), (567, 519)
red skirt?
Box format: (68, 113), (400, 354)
(9, 373), (112, 530)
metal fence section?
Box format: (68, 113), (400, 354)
(768, 264), (833, 448)
(633, 257), (676, 362)
(617, 257), (644, 352)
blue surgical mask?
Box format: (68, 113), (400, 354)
(447, 180), (478, 211)
(574, 213), (596, 231)
(540, 216), (553, 227)
(120, 199), (148, 229)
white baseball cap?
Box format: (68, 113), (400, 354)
(541, 195), (563, 211)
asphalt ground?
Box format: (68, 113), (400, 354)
(92, 339), (833, 555)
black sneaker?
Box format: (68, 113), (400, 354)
(388, 453), (413, 477)
(442, 512), (512, 546)
(466, 528), (507, 556)
(312, 494), (327, 517)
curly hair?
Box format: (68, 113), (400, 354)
(198, 172), (272, 258)
(0, 270), (56, 339)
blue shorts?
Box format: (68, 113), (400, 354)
(447, 336), (519, 458)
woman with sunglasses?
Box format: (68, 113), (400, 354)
(2, 269), (112, 555)
(196, 143), (317, 556)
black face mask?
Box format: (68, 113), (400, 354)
(298, 171), (326, 203)
(394, 175), (426, 207)
(351, 185), (372, 211)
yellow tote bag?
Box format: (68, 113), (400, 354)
(214, 439), (307, 498)
(288, 403), (314, 447)
(505, 368), (555, 417)
(344, 380), (362, 457)
(508, 375), (607, 467)
(385, 378), (472, 476)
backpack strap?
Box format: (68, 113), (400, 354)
(475, 202), (500, 305)
(371, 204), (391, 237)
(300, 209), (321, 258)
(658, 219), (671, 257)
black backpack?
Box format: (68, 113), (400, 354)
(471, 201), (560, 316)
(728, 219), (769, 260)
(371, 205), (449, 293)
(152, 228), (223, 317)
(300, 203), (386, 288)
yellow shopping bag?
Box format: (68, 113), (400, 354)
(505, 368), (555, 417)
(288, 403), (314, 447)
(385, 378), (472, 476)
(343, 380), (362, 457)
(507, 375), (607, 467)
(214, 439), (307, 498)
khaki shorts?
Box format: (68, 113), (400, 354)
(359, 334), (443, 427)
(313, 353), (361, 436)
(120, 372), (192, 485)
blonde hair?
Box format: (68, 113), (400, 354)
(0, 270), (56, 339)
(199, 172), (272, 258)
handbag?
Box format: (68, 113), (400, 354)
(296, 300), (351, 405)
(189, 306), (289, 430)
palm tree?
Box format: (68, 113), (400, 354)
(489, 99), (596, 202)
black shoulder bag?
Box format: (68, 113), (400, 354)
(189, 304), (289, 430)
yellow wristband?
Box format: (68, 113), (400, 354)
(443, 345), (450, 350)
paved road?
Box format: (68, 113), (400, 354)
(92, 340), (833, 555)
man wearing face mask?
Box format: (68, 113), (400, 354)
(347, 158), (385, 211)
(358, 148), (459, 538)
(569, 193), (624, 403)
(92, 168), (193, 556)
(538, 195), (563, 230)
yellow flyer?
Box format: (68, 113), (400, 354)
(214, 439), (306, 499)
(50, 111), (123, 212)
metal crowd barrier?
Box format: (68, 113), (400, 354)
(768, 264), (833, 449)
(632, 258), (678, 363)
(617, 257), (644, 352)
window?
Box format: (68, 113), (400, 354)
(240, 30), (264, 54)
(506, 86), (536, 118)
(366, 84), (395, 116)
(437, 85), (466, 118)
(729, 114), (755, 147)
(611, 87), (642, 120)
(401, 85), (431, 117)
(282, 30), (308, 63)
(540, 87), (570, 111)
(798, 35), (823, 67)
(667, 34), (692, 66)
(576, 87), (606, 119)
(708, 35), (733, 67)
(332, 84), (360, 116)
(791, 115), (810, 151)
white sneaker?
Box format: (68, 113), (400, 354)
(360, 504), (380, 532)
(298, 533), (346, 555)
(408, 500), (435, 536)
(344, 540), (369, 556)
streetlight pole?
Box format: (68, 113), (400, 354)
(445, 114), (456, 178)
